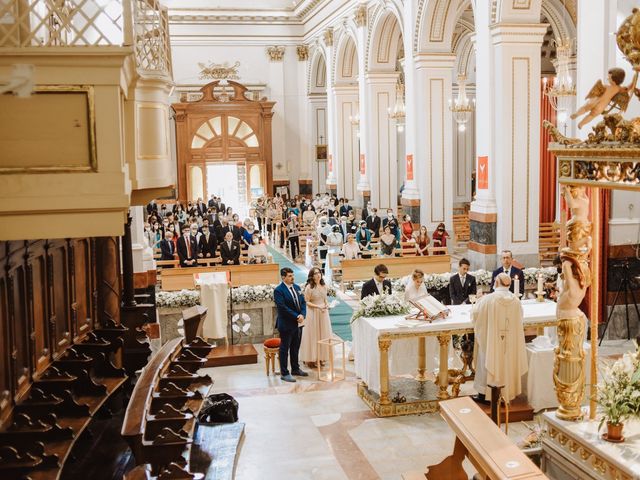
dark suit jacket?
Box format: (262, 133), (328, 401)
(490, 266), (525, 293)
(274, 282), (307, 332)
(361, 278), (392, 299)
(366, 215), (381, 236)
(220, 240), (241, 265)
(449, 273), (477, 305)
(339, 205), (353, 217)
(160, 239), (175, 261)
(176, 234), (197, 267)
(199, 233), (217, 258)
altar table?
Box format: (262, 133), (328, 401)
(353, 300), (558, 416)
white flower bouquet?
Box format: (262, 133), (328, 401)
(351, 292), (411, 322)
(596, 349), (640, 429)
(157, 289), (200, 308)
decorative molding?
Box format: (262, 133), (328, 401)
(198, 61), (240, 80)
(267, 46), (285, 61)
(324, 27), (334, 47)
(355, 4), (367, 27)
(296, 45), (309, 61)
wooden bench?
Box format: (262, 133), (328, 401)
(400, 241), (417, 257)
(452, 214), (470, 247)
(121, 329), (214, 476)
(160, 263), (280, 291)
(415, 397), (547, 480)
(538, 222), (560, 266)
(340, 255), (451, 288)
(0, 321), (128, 480)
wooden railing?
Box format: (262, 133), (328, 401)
(452, 214), (470, 247)
(539, 222), (560, 266)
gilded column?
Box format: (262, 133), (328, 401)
(437, 334), (451, 399)
(379, 338), (392, 405)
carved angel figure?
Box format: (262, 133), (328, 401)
(571, 68), (638, 129)
(562, 185), (592, 256)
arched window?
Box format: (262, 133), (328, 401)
(190, 116), (259, 149)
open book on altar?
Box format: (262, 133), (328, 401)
(406, 295), (450, 321)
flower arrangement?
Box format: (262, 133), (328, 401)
(351, 292), (411, 322)
(596, 349), (640, 433)
(156, 289), (200, 308)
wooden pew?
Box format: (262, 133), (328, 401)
(416, 397), (547, 480)
(538, 222), (560, 266)
(160, 263), (280, 291)
(452, 214), (470, 247)
(121, 332), (214, 476)
(340, 255), (451, 286)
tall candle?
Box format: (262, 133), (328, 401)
(514, 276), (520, 297)
(538, 274), (544, 293)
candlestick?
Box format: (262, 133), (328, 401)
(537, 274), (544, 294)
(514, 276), (520, 298)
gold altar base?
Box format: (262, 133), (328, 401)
(357, 378), (441, 417)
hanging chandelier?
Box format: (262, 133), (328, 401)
(449, 74), (474, 132)
(349, 103), (360, 126)
(543, 37), (576, 120)
(388, 81), (406, 132)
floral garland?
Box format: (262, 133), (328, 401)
(157, 283), (338, 309)
(351, 292), (411, 322)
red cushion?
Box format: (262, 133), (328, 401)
(264, 338), (281, 348)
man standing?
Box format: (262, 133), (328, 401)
(198, 225), (217, 259)
(287, 214), (300, 261)
(449, 258), (477, 305)
(472, 273), (527, 403)
(361, 264), (392, 299)
(274, 267), (308, 382)
(160, 231), (176, 262)
(490, 250), (525, 294)
(339, 199), (353, 218)
(220, 231), (240, 265)
(177, 226), (197, 267)
(366, 208), (381, 238)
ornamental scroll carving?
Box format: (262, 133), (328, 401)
(267, 46), (285, 61)
(355, 4), (367, 27)
(324, 28), (334, 47)
(296, 45), (309, 61)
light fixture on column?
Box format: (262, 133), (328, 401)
(449, 74), (474, 132)
(349, 103), (360, 126)
(388, 82), (406, 132)
(542, 37), (576, 120)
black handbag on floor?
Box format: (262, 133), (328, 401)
(198, 393), (239, 424)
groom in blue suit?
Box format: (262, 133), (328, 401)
(274, 267), (308, 382)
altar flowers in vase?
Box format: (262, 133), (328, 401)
(596, 348), (640, 442)
(351, 292), (410, 322)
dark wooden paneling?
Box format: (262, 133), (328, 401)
(49, 240), (71, 355)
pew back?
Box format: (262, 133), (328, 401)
(160, 263), (280, 291)
(340, 255), (451, 283)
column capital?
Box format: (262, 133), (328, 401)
(490, 23), (548, 45)
(266, 46), (285, 61)
(414, 53), (456, 70)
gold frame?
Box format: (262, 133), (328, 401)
(0, 85), (97, 174)
(315, 144), (328, 161)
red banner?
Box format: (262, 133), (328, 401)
(328, 154), (333, 172)
(359, 154), (365, 174)
(406, 154), (414, 181)
(478, 156), (488, 190)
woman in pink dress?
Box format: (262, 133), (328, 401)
(299, 267), (333, 368)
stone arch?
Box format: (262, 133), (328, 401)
(541, 0), (576, 43)
(367, 6), (404, 72)
(334, 32), (359, 84)
(415, 0), (473, 54)
(492, 0), (543, 24)
(308, 48), (328, 95)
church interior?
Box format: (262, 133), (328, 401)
(2, 0), (640, 479)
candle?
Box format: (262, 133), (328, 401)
(514, 276), (520, 297)
(538, 274), (544, 293)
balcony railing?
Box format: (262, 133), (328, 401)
(0, 0), (171, 77)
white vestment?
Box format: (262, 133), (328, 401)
(472, 287), (527, 402)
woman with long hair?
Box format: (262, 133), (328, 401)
(431, 222), (450, 255)
(380, 225), (397, 256)
(299, 267), (333, 368)
(415, 225), (430, 256)
(401, 214), (414, 242)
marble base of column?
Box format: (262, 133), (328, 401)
(327, 183), (337, 197)
(360, 190), (371, 208)
(298, 179), (312, 196)
(468, 211), (497, 271)
(400, 198), (421, 225)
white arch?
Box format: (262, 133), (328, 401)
(367, 6), (404, 72)
(415, 0), (473, 54)
(308, 47), (328, 95)
(492, 0), (542, 24)
(334, 32), (359, 84)
(541, 0), (576, 44)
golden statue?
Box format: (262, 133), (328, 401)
(616, 8), (640, 69)
(554, 185), (592, 421)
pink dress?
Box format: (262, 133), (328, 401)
(299, 284), (333, 362)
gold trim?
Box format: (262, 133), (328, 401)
(0, 85), (97, 174)
(511, 57), (530, 243)
(429, 77), (446, 224)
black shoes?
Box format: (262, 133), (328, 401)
(292, 370), (309, 377)
(472, 394), (489, 404)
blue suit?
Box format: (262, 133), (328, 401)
(274, 282), (307, 376)
(490, 266), (525, 293)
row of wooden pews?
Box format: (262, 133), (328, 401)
(121, 308), (214, 478)
(0, 319), (128, 480)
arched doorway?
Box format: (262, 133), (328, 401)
(173, 81), (275, 215)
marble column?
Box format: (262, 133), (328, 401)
(333, 84), (359, 202)
(309, 97), (328, 194)
(297, 46), (313, 196)
(363, 71), (399, 210)
(492, 23), (546, 267)
(414, 53), (455, 231)
(355, 15), (371, 204)
(268, 46), (287, 188)
(130, 205), (154, 273)
(452, 83), (475, 206)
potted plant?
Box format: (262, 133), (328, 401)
(596, 351), (640, 442)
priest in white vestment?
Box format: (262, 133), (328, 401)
(472, 273), (527, 403)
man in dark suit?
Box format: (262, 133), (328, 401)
(207, 194), (217, 208)
(339, 199), (353, 217)
(274, 267), (308, 382)
(490, 250), (525, 294)
(220, 231), (241, 265)
(176, 226), (197, 267)
(366, 208), (381, 237)
(160, 231), (176, 263)
(449, 258), (477, 305)
(198, 226), (217, 259)
(361, 264), (392, 299)
(195, 198), (207, 217)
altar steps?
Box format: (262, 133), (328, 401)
(205, 344), (258, 367)
(477, 396), (535, 423)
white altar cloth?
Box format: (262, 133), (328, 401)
(195, 272), (228, 339)
(522, 342), (591, 412)
(353, 300), (557, 394)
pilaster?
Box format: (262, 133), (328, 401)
(267, 46), (287, 181)
(355, 14), (371, 199)
(333, 84), (359, 201)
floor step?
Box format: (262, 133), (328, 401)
(205, 344), (258, 367)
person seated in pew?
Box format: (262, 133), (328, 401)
(355, 221), (372, 257)
(471, 273), (527, 404)
(177, 225), (198, 267)
(361, 263), (392, 299)
(431, 222), (450, 255)
(379, 225), (397, 257)
(341, 233), (361, 260)
(248, 236), (269, 264)
(415, 225), (430, 256)
(400, 215), (414, 242)
(160, 231), (176, 266)
(220, 231), (241, 265)
(198, 225), (217, 260)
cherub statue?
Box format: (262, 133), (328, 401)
(562, 185), (592, 256)
(571, 68), (638, 129)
